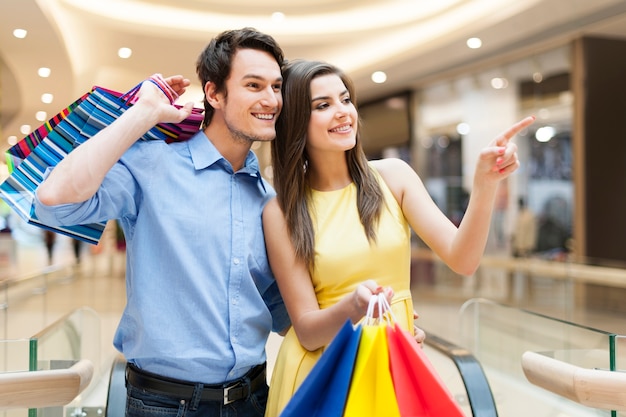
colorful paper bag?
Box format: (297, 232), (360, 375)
(344, 323), (401, 417)
(0, 77), (203, 244)
(5, 94), (87, 172)
(280, 320), (362, 417)
(386, 323), (465, 416)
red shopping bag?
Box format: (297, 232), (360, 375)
(386, 323), (465, 416)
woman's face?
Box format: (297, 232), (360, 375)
(305, 73), (358, 154)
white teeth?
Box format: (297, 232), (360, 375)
(330, 125), (350, 133)
(255, 114), (273, 120)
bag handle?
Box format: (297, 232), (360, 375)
(120, 73), (180, 105)
(365, 293), (397, 326)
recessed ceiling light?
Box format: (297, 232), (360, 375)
(13, 29), (27, 39)
(36, 111), (48, 122)
(535, 126), (555, 143)
(20, 125), (32, 135)
(7, 136), (18, 146)
(41, 93), (54, 104)
(490, 77), (508, 89)
(466, 37), (482, 49)
(38, 67), (51, 78)
(456, 122), (471, 135)
(271, 12), (285, 22)
(371, 71), (387, 84)
(118, 47), (132, 59)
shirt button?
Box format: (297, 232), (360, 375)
(233, 258), (240, 265)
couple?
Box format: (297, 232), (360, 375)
(34, 27), (534, 417)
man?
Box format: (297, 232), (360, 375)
(35, 28), (288, 416)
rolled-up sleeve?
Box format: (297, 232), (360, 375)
(33, 161), (138, 227)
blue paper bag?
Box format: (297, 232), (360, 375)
(280, 320), (362, 417)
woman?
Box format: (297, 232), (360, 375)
(263, 59), (534, 416)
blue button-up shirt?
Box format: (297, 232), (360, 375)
(34, 132), (288, 383)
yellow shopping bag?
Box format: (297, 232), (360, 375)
(344, 323), (401, 417)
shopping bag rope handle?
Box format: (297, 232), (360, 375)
(365, 293), (398, 326)
(120, 73), (180, 106)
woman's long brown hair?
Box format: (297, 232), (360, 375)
(271, 59), (384, 270)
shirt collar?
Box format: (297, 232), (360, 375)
(187, 131), (267, 193)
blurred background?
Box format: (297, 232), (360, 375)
(1, 1), (626, 416)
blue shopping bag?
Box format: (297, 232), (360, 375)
(280, 320), (362, 417)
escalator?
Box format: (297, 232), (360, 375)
(2, 264), (626, 416)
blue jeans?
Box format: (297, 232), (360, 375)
(125, 371), (268, 417)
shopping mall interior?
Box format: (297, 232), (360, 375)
(1, 0), (626, 416)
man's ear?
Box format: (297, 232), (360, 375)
(204, 81), (222, 109)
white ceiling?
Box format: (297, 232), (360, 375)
(1, 0), (626, 153)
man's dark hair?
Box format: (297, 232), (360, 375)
(196, 27), (285, 128)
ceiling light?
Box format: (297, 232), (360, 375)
(38, 67), (51, 78)
(371, 71), (387, 84)
(271, 12), (285, 22)
(456, 122), (470, 135)
(36, 111), (48, 122)
(490, 77), (508, 89)
(20, 125), (32, 135)
(535, 126), (555, 143)
(437, 135), (450, 148)
(41, 93), (54, 104)
(13, 29), (27, 39)
(7, 136), (18, 146)
(118, 47), (132, 59)
(466, 37), (482, 49)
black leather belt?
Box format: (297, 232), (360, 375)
(126, 363), (266, 405)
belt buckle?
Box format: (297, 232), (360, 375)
(223, 383), (238, 405)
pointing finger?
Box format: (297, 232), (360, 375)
(496, 116), (536, 146)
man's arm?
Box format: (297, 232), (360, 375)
(37, 76), (194, 206)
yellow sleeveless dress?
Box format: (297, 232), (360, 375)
(264, 169), (414, 417)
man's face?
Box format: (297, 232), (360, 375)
(219, 48), (283, 144)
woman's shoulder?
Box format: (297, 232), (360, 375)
(369, 158), (411, 183)
(369, 157), (409, 171)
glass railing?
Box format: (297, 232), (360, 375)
(31, 307), (103, 416)
(459, 298), (622, 416)
(617, 335), (626, 376)
(411, 246), (626, 416)
(2, 241), (626, 416)
(0, 338), (31, 374)
(0, 307), (105, 417)
(0, 264), (76, 343)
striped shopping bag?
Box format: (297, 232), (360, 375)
(0, 75), (203, 244)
